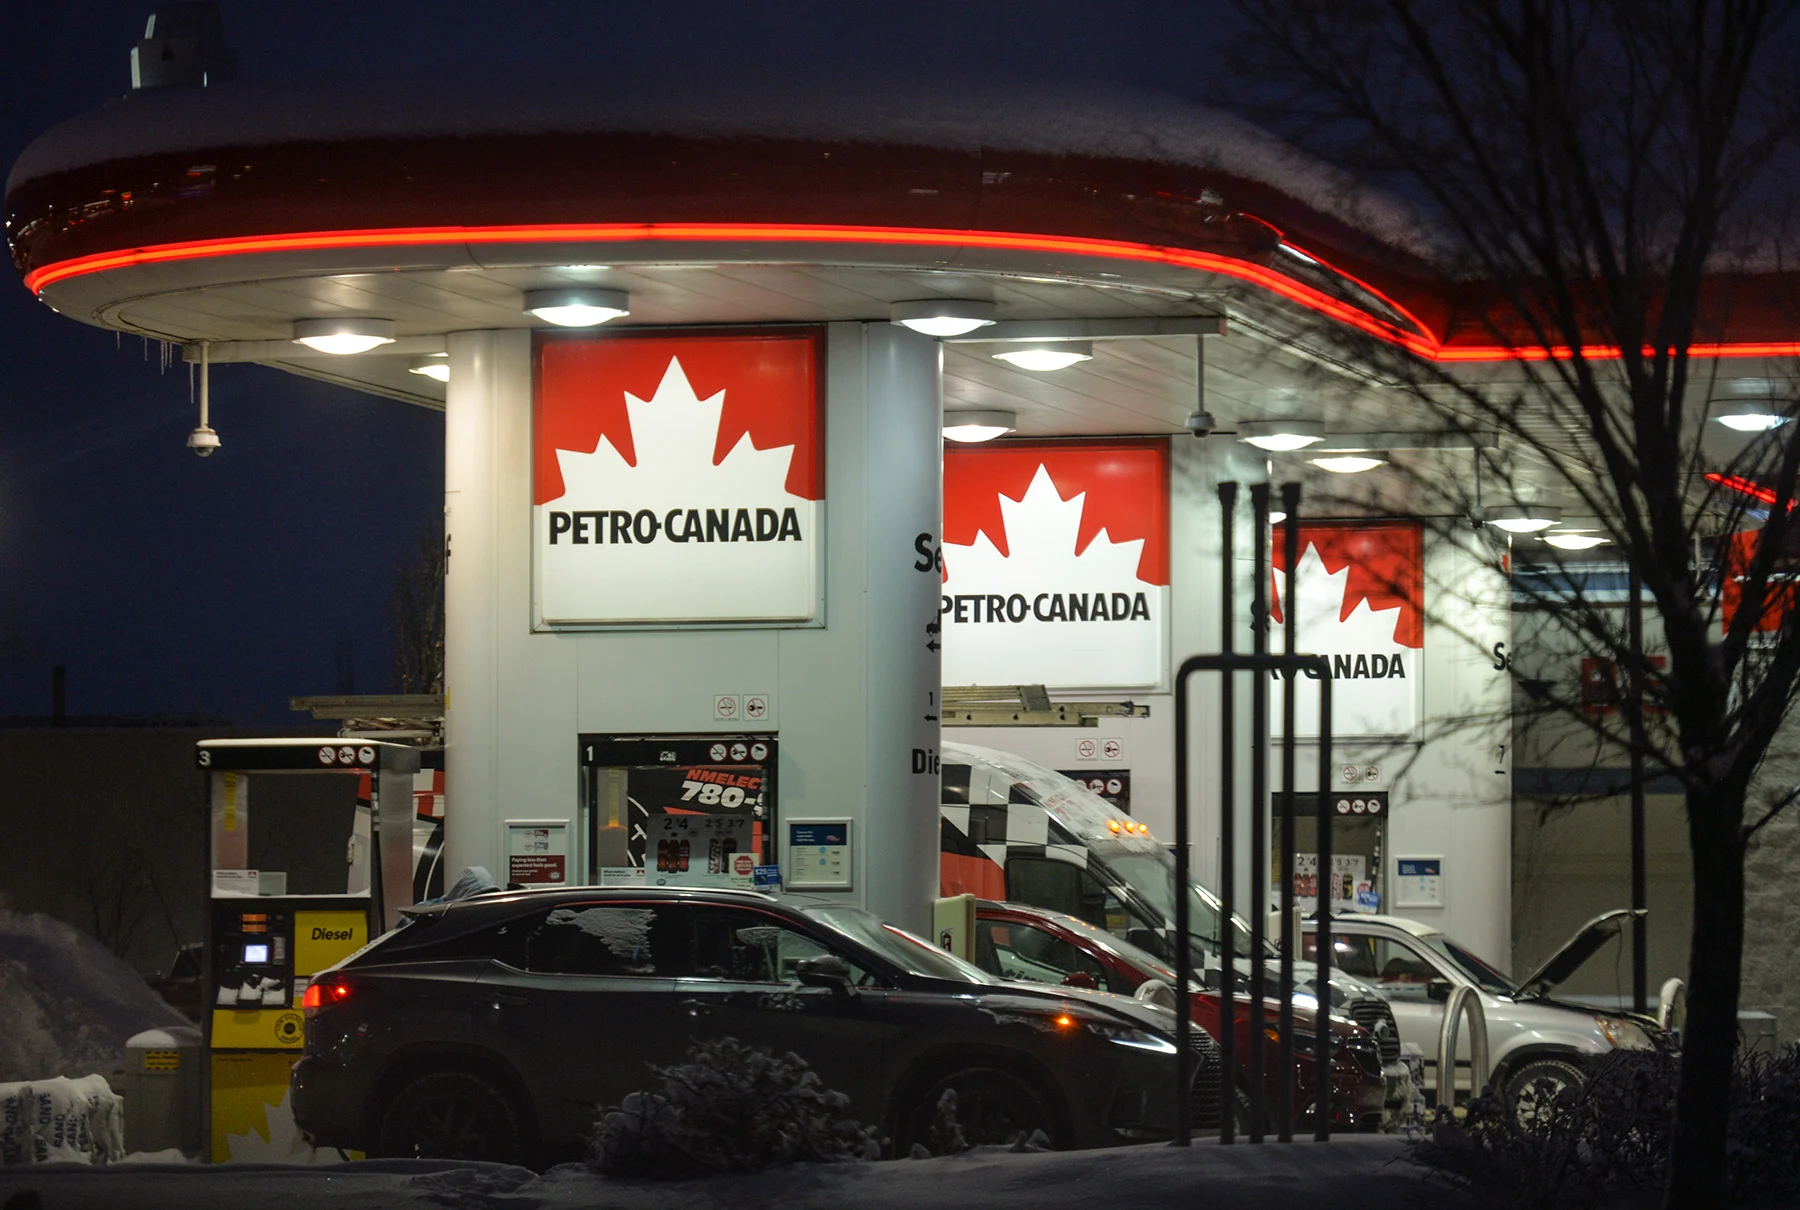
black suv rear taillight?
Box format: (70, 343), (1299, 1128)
(301, 977), (354, 1016)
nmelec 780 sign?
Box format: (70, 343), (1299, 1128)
(533, 330), (823, 627)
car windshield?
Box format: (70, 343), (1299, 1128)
(1050, 911), (1179, 983)
(1101, 849), (1262, 959)
(804, 906), (988, 983)
(1420, 934), (1517, 995)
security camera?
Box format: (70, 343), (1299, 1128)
(1185, 409), (1218, 439)
(187, 425), (221, 457)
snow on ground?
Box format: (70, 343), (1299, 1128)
(0, 1137), (1489, 1210)
(0, 911), (185, 1084)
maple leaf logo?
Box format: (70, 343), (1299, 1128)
(1277, 544), (1417, 736)
(537, 356), (817, 623)
(942, 465), (1164, 688)
(1286, 545), (1408, 652)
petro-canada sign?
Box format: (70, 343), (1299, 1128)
(533, 330), (823, 626)
(1271, 522), (1424, 738)
(941, 440), (1169, 689)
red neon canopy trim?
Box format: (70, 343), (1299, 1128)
(24, 222), (1800, 364)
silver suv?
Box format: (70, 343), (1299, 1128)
(1301, 910), (1657, 1113)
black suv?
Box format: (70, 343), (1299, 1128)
(292, 887), (1219, 1163)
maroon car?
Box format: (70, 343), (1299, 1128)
(971, 900), (1387, 1132)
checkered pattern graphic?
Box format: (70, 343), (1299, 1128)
(413, 768), (445, 820)
(940, 761), (1091, 878)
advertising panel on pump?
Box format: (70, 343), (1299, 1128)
(533, 330), (823, 626)
(1270, 522), (1425, 737)
(940, 440), (1169, 689)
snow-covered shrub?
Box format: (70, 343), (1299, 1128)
(587, 1038), (880, 1178)
(1409, 1042), (1800, 1208)
(925, 1088), (970, 1157)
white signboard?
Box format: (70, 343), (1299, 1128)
(1395, 856), (1444, 908)
(504, 819), (570, 885)
(1272, 524), (1424, 738)
(941, 442), (1169, 689)
(534, 332), (823, 626)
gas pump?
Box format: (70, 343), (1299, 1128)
(197, 738), (419, 1162)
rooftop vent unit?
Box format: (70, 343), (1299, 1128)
(131, 3), (236, 91)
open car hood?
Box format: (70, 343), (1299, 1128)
(1516, 908), (1644, 997)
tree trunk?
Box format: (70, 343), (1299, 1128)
(1665, 786), (1747, 1208)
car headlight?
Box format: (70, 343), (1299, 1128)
(1598, 1015), (1653, 1049)
(1084, 1021), (1179, 1054)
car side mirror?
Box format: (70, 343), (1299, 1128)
(1061, 971), (1098, 991)
(1427, 978), (1452, 1003)
(797, 954), (854, 992)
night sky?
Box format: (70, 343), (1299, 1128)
(0, 1), (1234, 727)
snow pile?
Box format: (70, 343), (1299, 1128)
(0, 1075), (126, 1166)
(0, 911), (184, 1084)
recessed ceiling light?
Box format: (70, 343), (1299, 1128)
(525, 287), (630, 327)
(890, 299), (997, 337)
(408, 355), (450, 383)
(1542, 531), (1609, 550)
(1713, 400), (1791, 432)
(943, 409), (1017, 443)
(1239, 419), (1325, 452)
(1485, 504), (1562, 533)
(1310, 452), (1388, 474)
(292, 317), (396, 355)
(992, 341), (1094, 372)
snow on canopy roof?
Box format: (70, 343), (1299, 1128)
(7, 69), (1437, 260)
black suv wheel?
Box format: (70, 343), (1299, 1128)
(377, 1070), (525, 1164)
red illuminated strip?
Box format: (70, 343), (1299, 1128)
(1251, 231), (1435, 347)
(24, 222), (1800, 364)
(1707, 472), (1784, 506)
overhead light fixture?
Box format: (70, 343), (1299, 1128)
(1543, 531), (1609, 550)
(1239, 419), (1325, 452)
(524, 287), (631, 327)
(890, 299), (997, 337)
(1713, 400), (1792, 432)
(292, 317), (396, 355)
(1268, 511), (1288, 525)
(1484, 503), (1563, 533)
(408, 355), (450, 383)
(943, 409), (1017, 443)
(1310, 452), (1388, 474)
(992, 341), (1093, 372)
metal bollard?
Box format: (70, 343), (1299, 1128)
(1658, 977), (1687, 1038)
(1436, 986), (1490, 1109)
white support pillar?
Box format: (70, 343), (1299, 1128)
(442, 329), (538, 884)
(852, 322), (943, 931)
(441, 323), (941, 933)
(1177, 437), (1268, 897)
